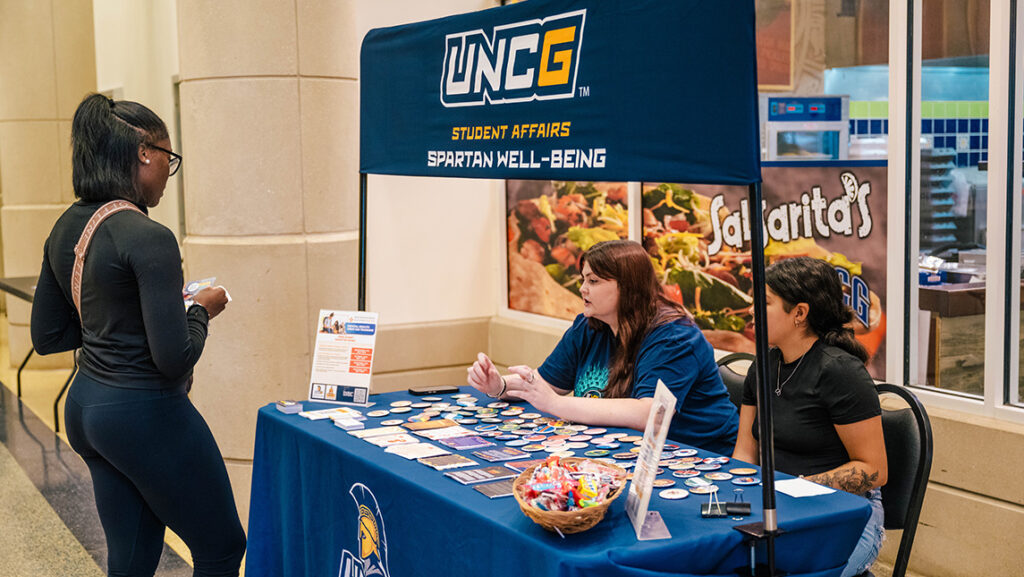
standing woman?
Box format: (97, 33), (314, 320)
(731, 257), (887, 577)
(468, 240), (738, 454)
(31, 94), (246, 577)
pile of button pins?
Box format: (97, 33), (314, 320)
(519, 456), (623, 512)
(357, 390), (761, 502)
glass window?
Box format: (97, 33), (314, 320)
(916, 0), (990, 397)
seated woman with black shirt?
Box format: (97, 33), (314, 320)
(731, 256), (887, 577)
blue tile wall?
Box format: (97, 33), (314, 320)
(852, 115), (989, 168)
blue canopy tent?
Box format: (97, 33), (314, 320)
(359, 0), (783, 573)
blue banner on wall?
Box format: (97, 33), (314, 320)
(360, 0), (761, 185)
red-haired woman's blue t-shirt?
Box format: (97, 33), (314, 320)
(539, 314), (738, 454)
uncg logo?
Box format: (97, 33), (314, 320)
(441, 10), (586, 107)
(339, 483), (390, 577)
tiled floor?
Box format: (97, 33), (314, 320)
(0, 316), (192, 576)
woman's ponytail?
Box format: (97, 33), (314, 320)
(822, 326), (868, 363)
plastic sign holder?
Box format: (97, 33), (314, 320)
(307, 310), (379, 406)
(625, 380), (676, 540)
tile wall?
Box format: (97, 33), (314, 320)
(849, 100), (989, 167)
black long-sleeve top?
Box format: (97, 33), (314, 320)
(31, 200), (209, 390)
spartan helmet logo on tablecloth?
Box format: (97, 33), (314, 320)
(339, 483), (390, 577)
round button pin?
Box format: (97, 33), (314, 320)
(689, 485), (719, 494)
(659, 488), (690, 500)
(673, 469), (700, 478)
(704, 472), (734, 481)
(732, 477), (761, 486)
(652, 479), (676, 488)
(367, 410), (389, 418)
(729, 468), (758, 476)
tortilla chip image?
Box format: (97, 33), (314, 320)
(508, 248), (583, 320)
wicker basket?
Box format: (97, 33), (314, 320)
(513, 457), (628, 534)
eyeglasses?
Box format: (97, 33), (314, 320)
(148, 144), (182, 177)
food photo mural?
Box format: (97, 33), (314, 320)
(505, 167), (886, 379)
(644, 164), (887, 378)
(506, 181), (629, 319)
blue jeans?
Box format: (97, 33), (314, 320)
(841, 488), (885, 577)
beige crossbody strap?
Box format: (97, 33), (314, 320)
(72, 200), (144, 316)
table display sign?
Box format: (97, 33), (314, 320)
(308, 310), (378, 406)
(625, 380), (676, 540)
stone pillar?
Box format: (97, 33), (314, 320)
(175, 0), (360, 526)
(0, 0), (95, 369)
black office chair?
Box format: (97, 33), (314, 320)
(716, 352), (754, 408)
(859, 384), (934, 577)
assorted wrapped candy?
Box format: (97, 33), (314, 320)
(520, 456), (623, 512)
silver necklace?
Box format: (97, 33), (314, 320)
(775, 352), (807, 396)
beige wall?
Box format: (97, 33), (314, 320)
(0, 0), (93, 370)
(92, 0), (183, 241)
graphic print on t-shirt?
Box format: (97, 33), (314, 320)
(574, 364), (608, 398)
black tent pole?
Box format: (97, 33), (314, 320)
(735, 180), (779, 576)
(358, 173), (368, 312)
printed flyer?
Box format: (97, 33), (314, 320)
(308, 310), (379, 406)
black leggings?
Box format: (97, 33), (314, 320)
(65, 372), (246, 577)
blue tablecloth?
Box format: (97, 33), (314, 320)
(246, 389), (870, 577)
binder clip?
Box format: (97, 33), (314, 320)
(700, 488), (728, 518)
(725, 488), (752, 517)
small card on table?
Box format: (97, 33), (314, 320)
(444, 466), (518, 485)
(385, 443), (450, 460)
(472, 447), (531, 462)
(418, 454), (478, 471)
(438, 436), (495, 450)
(473, 478), (515, 499)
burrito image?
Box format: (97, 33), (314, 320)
(506, 181), (629, 320)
